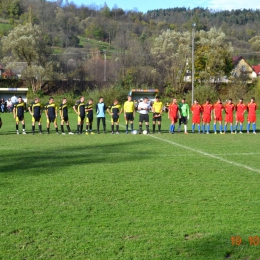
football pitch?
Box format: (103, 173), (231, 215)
(1, 111), (260, 260)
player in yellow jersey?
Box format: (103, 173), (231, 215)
(44, 97), (59, 134)
(152, 96), (163, 133)
(13, 96), (26, 134)
(28, 97), (43, 134)
(85, 98), (94, 135)
(123, 95), (135, 134)
(107, 99), (123, 134)
(73, 96), (85, 134)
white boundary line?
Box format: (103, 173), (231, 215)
(108, 119), (260, 173)
(149, 135), (260, 174)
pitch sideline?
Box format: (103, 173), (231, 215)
(109, 119), (260, 173)
(149, 134), (260, 174)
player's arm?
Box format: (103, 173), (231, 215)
(59, 107), (63, 119)
(158, 104), (163, 116)
(45, 106), (48, 118)
(107, 107), (112, 116)
(191, 106), (194, 115)
(119, 107), (123, 115)
(28, 105), (32, 115)
(73, 105), (79, 115)
(13, 105), (16, 119)
(177, 109), (181, 119)
(55, 106), (58, 118)
(123, 103), (126, 117)
(86, 106), (93, 112)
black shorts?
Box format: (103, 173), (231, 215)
(63, 116), (69, 122)
(125, 112), (134, 121)
(49, 117), (56, 123)
(16, 115), (24, 121)
(34, 116), (41, 122)
(139, 113), (149, 123)
(86, 116), (93, 123)
(179, 116), (187, 125)
(153, 113), (162, 122)
(78, 115), (85, 122)
(112, 117), (119, 123)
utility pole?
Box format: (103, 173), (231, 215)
(103, 50), (107, 81)
(192, 23), (196, 105)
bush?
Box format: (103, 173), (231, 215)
(184, 84), (218, 105)
(84, 85), (128, 106)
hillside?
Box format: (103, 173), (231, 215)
(1, 2), (260, 98)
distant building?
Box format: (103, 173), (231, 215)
(231, 56), (257, 82)
(252, 64), (260, 77)
(0, 62), (27, 79)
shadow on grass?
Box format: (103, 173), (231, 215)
(179, 232), (249, 259)
(0, 139), (152, 175)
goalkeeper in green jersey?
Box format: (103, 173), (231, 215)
(178, 98), (190, 134)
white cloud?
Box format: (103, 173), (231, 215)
(207, 0), (260, 10)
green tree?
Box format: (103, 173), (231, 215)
(1, 23), (52, 93)
(195, 27), (233, 82)
(249, 36), (260, 51)
(151, 29), (191, 95)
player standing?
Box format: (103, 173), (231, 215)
(191, 99), (202, 134)
(152, 96), (163, 134)
(28, 97), (43, 135)
(247, 97), (257, 134)
(235, 98), (247, 134)
(213, 98), (224, 134)
(224, 98), (235, 134)
(13, 96), (26, 134)
(124, 95), (135, 134)
(107, 99), (122, 134)
(96, 97), (107, 134)
(202, 98), (213, 134)
(85, 98), (94, 135)
(73, 96), (85, 134)
(45, 97), (59, 134)
(59, 98), (74, 135)
(168, 98), (180, 134)
(178, 98), (189, 134)
(138, 97), (150, 134)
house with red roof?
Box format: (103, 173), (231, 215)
(231, 56), (257, 82)
(252, 65), (260, 76)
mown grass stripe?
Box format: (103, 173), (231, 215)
(149, 135), (260, 174)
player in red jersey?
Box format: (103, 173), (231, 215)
(202, 98), (213, 134)
(224, 98), (235, 134)
(168, 98), (180, 134)
(191, 99), (202, 133)
(235, 98), (247, 134)
(213, 98), (224, 134)
(247, 97), (257, 134)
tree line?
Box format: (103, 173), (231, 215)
(0, 1), (260, 99)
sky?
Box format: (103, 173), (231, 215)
(71, 0), (260, 12)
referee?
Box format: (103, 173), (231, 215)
(152, 96), (163, 133)
(124, 95), (135, 134)
(138, 97), (150, 134)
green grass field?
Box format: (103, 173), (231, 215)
(1, 111), (260, 260)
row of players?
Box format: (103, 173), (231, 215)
(12, 95), (257, 134)
(12, 95), (153, 134)
(169, 97), (257, 134)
